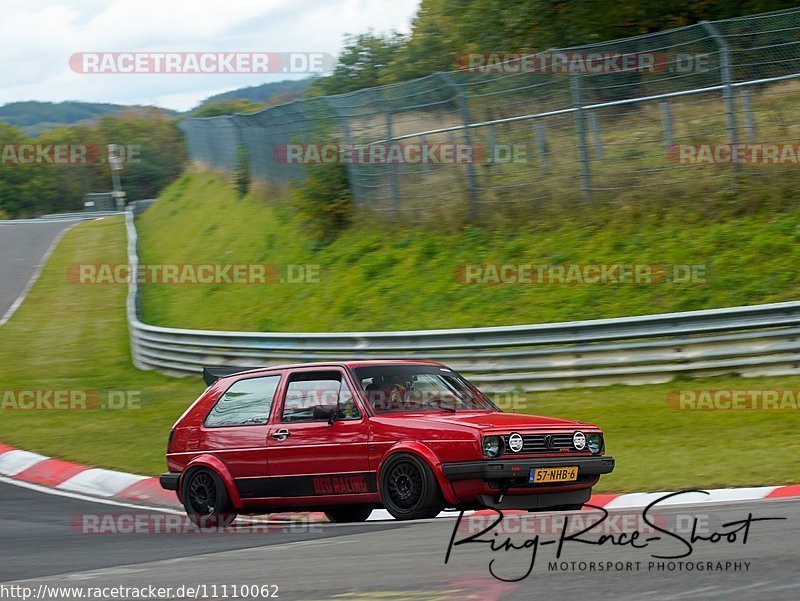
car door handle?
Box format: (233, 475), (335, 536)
(271, 429), (290, 441)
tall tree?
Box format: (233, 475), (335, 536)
(310, 32), (407, 95)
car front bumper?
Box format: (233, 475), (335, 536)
(441, 455), (615, 481)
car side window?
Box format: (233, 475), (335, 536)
(282, 371), (360, 423)
(205, 375), (280, 428)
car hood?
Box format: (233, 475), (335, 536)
(376, 411), (595, 431)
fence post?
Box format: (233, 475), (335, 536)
(534, 120), (548, 167)
(486, 125), (497, 165)
(571, 75), (592, 200)
(740, 88), (757, 140)
(384, 108), (400, 214)
(660, 101), (674, 150)
(229, 117), (249, 195)
(437, 72), (480, 218)
(419, 134), (432, 175)
(587, 112), (604, 160)
(702, 21), (739, 169)
(321, 97), (361, 205)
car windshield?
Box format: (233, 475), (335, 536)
(354, 364), (498, 414)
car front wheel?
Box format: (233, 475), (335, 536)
(182, 468), (237, 529)
(379, 454), (443, 521)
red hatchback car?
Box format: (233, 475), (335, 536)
(160, 360), (614, 523)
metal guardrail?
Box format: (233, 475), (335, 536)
(125, 209), (800, 391)
(0, 211), (123, 225)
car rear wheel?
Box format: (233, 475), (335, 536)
(380, 454), (443, 521)
(324, 505), (373, 523)
(182, 468), (237, 529)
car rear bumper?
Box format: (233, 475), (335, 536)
(159, 472), (180, 491)
(441, 455), (615, 481)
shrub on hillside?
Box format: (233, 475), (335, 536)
(295, 157), (354, 242)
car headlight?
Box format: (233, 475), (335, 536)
(587, 433), (603, 454)
(482, 436), (503, 458)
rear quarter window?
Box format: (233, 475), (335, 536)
(204, 375), (280, 428)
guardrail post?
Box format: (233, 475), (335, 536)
(437, 72), (480, 218)
(571, 75), (592, 200)
(702, 21), (739, 170)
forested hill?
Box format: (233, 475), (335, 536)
(0, 101), (176, 135)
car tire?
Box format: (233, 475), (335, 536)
(379, 453), (443, 521)
(182, 468), (237, 529)
(324, 505), (373, 523)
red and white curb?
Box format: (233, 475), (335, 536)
(0, 444), (175, 506)
(1, 444), (798, 522)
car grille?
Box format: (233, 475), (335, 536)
(501, 432), (578, 454)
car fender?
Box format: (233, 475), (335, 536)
(377, 441), (459, 506)
(183, 454), (244, 509)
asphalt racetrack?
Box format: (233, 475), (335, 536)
(0, 480), (797, 600)
(0, 218), (85, 322)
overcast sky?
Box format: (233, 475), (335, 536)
(0, 0), (419, 111)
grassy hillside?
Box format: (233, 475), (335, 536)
(137, 172), (800, 332)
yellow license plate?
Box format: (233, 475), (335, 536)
(530, 466), (579, 483)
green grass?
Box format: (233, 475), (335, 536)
(137, 172), (800, 332)
(519, 380), (800, 492)
(1, 212), (798, 492)
(0, 216), (199, 474)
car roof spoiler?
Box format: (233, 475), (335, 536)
(202, 366), (261, 387)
